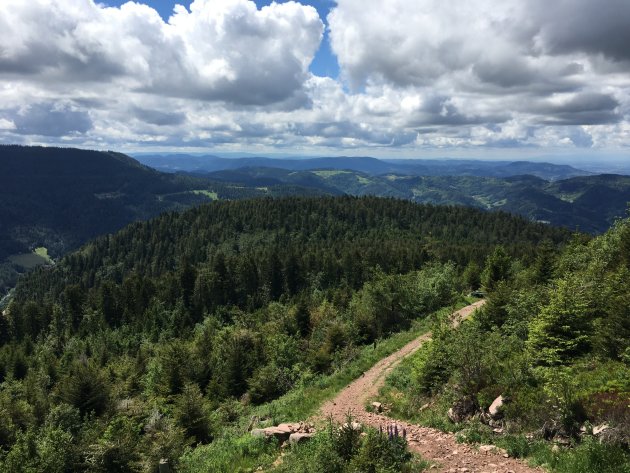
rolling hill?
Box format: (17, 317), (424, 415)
(1, 145), (625, 294)
(0, 146), (327, 293)
(201, 167), (630, 233)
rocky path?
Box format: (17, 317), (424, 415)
(317, 300), (545, 473)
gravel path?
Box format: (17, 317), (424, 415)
(317, 300), (545, 473)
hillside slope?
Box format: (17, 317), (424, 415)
(0, 196), (572, 471)
(0, 146), (330, 293)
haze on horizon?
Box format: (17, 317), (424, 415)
(0, 0), (629, 162)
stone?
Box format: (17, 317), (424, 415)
(276, 423), (300, 433)
(479, 445), (497, 454)
(158, 459), (170, 473)
(371, 402), (383, 413)
(251, 426), (293, 442)
(251, 428), (267, 438)
(488, 395), (505, 419)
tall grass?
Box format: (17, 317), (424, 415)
(179, 433), (278, 473)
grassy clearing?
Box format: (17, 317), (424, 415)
(8, 250), (51, 269)
(34, 247), (53, 263)
(312, 170), (351, 178)
(158, 190), (219, 202)
(179, 433), (279, 473)
(191, 189), (219, 200)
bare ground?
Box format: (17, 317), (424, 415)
(316, 300), (545, 473)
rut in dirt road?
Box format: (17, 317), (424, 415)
(317, 300), (545, 473)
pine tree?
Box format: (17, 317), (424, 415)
(295, 298), (311, 338)
(527, 276), (593, 366)
(462, 260), (481, 291)
(482, 246), (512, 292)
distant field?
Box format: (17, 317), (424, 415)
(191, 189), (219, 200)
(157, 189), (219, 202)
(312, 170), (351, 178)
(9, 248), (52, 269)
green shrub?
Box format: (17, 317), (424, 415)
(173, 383), (212, 443)
(57, 360), (110, 416)
(552, 437), (630, 473)
(349, 429), (417, 473)
(274, 423), (426, 473)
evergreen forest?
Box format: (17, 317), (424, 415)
(0, 196), (590, 472)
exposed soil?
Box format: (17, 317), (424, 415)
(317, 300), (545, 473)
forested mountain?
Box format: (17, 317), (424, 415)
(202, 167), (630, 233)
(1, 145), (626, 298)
(0, 146), (326, 293)
(0, 197), (570, 471)
(137, 153), (592, 180)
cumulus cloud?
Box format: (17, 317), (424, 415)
(0, 0), (323, 105)
(324, 0), (630, 149)
(132, 107), (187, 127)
(530, 0), (630, 62)
(0, 0), (628, 153)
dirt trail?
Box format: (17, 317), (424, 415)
(317, 300), (544, 473)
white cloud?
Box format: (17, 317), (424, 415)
(323, 0), (630, 150)
(0, 0), (323, 105)
(0, 118), (15, 130)
(0, 0), (628, 154)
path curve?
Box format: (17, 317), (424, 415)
(317, 300), (544, 473)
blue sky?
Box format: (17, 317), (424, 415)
(0, 0), (629, 158)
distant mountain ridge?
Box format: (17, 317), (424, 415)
(135, 154), (593, 181)
(1, 145), (627, 294)
(200, 166), (630, 233)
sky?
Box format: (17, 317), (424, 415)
(0, 0), (629, 159)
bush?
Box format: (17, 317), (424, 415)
(349, 429), (415, 473)
(274, 420), (425, 473)
(552, 437), (630, 473)
(173, 383), (212, 443)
